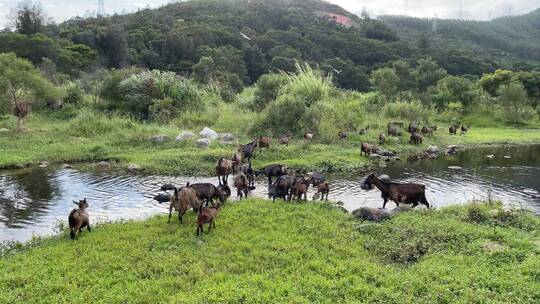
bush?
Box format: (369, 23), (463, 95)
(66, 110), (136, 137)
(383, 101), (428, 120)
(497, 82), (536, 124)
(250, 73), (286, 111)
(62, 81), (84, 106)
(102, 70), (203, 120)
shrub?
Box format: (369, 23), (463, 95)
(250, 73), (286, 111)
(383, 101), (427, 120)
(102, 70), (203, 120)
(497, 82), (536, 124)
(467, 203), (489, 223)
(62, 81), (84, 106)
(66, 110), (136, 137)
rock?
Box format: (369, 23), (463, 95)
(390, 206), (413, 215)
(199, 127), (218, 140)
(0, 128), (9, 132)
(161, 183), (176, 191)
(175, 131), (195, 142)
(335, 206), (348, 213)
(378, 174), (392, 183)
(127, 163), (141, 172)
(486, 154), (495, 159)
(391, 156), (401, 161)
(352, 207), (391, 222)
(446, 145), (459, 155)
(195, 138), (211, 148)
(220, 133), (235, 142)
(153, 193), (171, 203)
(482, 241), (505, 252)
(96, 161), (111, 168)
(38, 161), (49, 168)
(336, 200), (344, 206)
(369, 153), (381, 159)
(448, 166), (463, 170)
(150, 135), (171, 143)
(426, 145), (439, 155)
(62, 163), (73, 169)
(503, 155), (511, 159)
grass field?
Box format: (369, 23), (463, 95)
(1, 112), (540, 176)
(0, 200), (538, 303)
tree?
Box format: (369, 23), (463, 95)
(0, 53), (59, 130)
(413, 57), (447, 92)
(370, 67), (399, 97)
(13, 0), (45, 35)
(497, 82), (536, 123)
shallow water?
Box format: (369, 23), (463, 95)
(1, 144), (539, 242)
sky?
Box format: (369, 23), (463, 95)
(0, 0), (538, 28)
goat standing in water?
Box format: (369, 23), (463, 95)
(312, 182), (330, 201)
(215, 158), (238, 185)
(234, 172), (255, 200)
(363, 173), (430, 209)
(68, 198), (91, 239)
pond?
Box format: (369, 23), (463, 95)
(1, 144), (539, 242)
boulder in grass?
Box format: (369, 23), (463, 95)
(199, 127), (218, 140)
(62, 163), (73, 169)
(220, 133), (235, 142)
(0, 128), (9, 132)
(150, 135), (171, 143)
(426, 145), (439, 155)
(127, 163), (141, 173)
(352, 207), (391, 222)
(176, 131), (195, 142)
(38, 161), (49, 168)
(196, 138), (211, 148)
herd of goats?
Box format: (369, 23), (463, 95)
(67, 121), (470, 239)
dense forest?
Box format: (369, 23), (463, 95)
(1, 0), (539, 137)
(2, 0), (538, 93)
(382, 9), (540, 73)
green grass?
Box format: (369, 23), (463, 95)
(0, 200), (538, 303)
(1, 111), (540, 175)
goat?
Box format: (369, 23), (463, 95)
(379, 133), (386, 145)
(291, 178), (310, 201)
(196, 203), (221, 236)
(68, 198), (90, 240)
(312, 182), (330, 201)
(449, 124), (458, 135)
(189, 183), (226, 206)
(258, 136), (271, 150)
(168, 183), (202, 223)
(239, 139), (258, 162)
(361, 142), (377, 157)
(410, 132), (423, 145)
(215, 158), (238, 185)
(363, 173), (430, 209)
(421, 126), (434, 136)
(278, 135), (292, 146)
(234, 172), (255, 200)
(461, 124), (469, 135)
(304, 132), (314, 141)
(408, 122), (419, 133)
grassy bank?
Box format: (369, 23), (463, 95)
(0, 200), (538, 303)
(1, 111), (540, 175)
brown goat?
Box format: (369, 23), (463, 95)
(421, 126), (434, 136)
(291, 178), (310, 201)
(361, 142), (376, 157)
(449, 124), (458, 135)
(364, 173), (429, 209)
(68, 198), (90, 240)
(278, 135), (292, 146)
(408, 122), (419, 133)
(169, 184), (202, 223)
(196, 203), (221, 236)
(378, 133), (386, 145)
(215, 158), (237, 185)
(234, 172), (253, 200)
(258, 136), (271, 150)
(410, 132), (423, 145)
(461, 124), (469, 135)
(387, 127), (402, 136)
(312, 182), (330, 201)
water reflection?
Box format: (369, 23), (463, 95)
(1, 144), (539, 242)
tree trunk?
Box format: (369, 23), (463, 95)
(16, 117), (23, 132)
